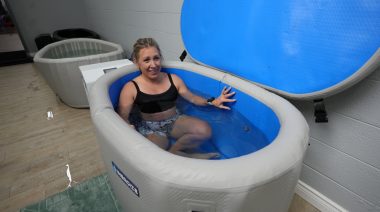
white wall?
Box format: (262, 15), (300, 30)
(83, 0), (184, 61)
(5, 0), (89, 53)
(293, 68), (380, 211)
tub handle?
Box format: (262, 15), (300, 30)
(179, 50), (188, 62)
(182, 199), (216, 212)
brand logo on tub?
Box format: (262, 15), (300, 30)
(112, 161), (140, 197)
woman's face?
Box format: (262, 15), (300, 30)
(135, 46), (162, 80)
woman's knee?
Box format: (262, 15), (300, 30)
(171, 116), (212, 139)
(194, 121), (212, 139)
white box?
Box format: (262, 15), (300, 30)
(80, 59), (133, 100)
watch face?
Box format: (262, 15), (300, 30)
(207, 97), (215, 105)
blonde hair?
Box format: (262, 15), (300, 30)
(132, 38), (162, 61)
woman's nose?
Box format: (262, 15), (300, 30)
(150, 60), (158, 68)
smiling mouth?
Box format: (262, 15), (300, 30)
(148, 68), (160, 73)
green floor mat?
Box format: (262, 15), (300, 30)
(20, 174), (122, 212)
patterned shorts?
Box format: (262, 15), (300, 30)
(137, 111), (182, 138)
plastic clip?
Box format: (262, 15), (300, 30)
(179, 50), (187, 62)
(313, 99), (328, 123)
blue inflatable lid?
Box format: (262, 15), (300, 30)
(181, 0), (380, 99)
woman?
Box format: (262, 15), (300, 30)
(118, 38), (236, 159)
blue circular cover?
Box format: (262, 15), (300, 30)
(181, 0), (380, 98)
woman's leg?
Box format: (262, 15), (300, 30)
(146, 133), (170, 150)
(169, 115), (219, 159)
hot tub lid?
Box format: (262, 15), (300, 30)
(181, 0), (380, 99)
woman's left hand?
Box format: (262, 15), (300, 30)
(212, 86), (236, 110)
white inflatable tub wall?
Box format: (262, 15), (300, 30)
(89, 61), (309, 212)
(34, 38), (124, 108)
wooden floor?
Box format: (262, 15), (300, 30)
(0, 63), (319, 212)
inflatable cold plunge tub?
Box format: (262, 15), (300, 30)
(90, 61), (309, 212)
(34, 38), (124, 108)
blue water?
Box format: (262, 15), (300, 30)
(176, 92), (270, 159)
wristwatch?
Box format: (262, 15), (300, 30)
(207, 97), (215, 105)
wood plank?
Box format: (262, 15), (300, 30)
(288, 193), (320, 212)
(0, 185), (45, 212)
(0, 63), (106, 211)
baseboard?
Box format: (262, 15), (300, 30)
(295, 180), (347, 212)
(0, 50), (32, 67)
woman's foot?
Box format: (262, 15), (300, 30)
(188, 152), (220, 159)
(171, 150), (220, 159)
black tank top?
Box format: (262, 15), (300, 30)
(132, 73), (178, 114)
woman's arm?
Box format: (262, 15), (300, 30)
(117, 82), (136, 127)
(172, 74), (236, 110)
